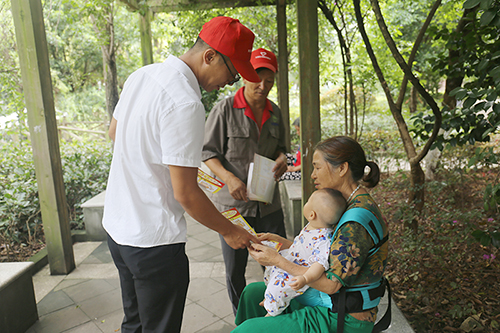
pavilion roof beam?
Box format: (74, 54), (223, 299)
(119, 0), (293, 13)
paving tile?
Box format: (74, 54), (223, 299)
(181, 302), (219, 333)
(63, 279), (115, 303)
(187, 244), (222, 262)
(67, 263), (118, 280)
(195, 319), (236, 333)
(208, 239), (222, 250)
(72, 242), (102, 266)
(210, 262), (226, 278)
(189, 262), (215, 279)
(78, 288), (122, 319)
(223, 314), (236, 326)
(187, 277), (225, 302)
(90, 242), (114, 263)
(197, 288), (233, 319)
(80, 255), (105, 265)
(29, 305), (91, 333)
(62, 320), (102, 333)
(37, 290), (75, 316)
(53, 279), (87, 292)
(104, 278), (120, 289)
(191, 229), (220, 245)
(32, 267), (66, 303)
(186, 237), (205, 252)
(92, 308), (123, 333)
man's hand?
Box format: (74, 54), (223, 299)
(290, 275), (307, 290)
(222, 224), (259, 249)
(226, 175), (248, 202)
(272, 153), (288, 180)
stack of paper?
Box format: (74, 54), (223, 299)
(247, 153), (276, 204)
(197, 168), (225, 194)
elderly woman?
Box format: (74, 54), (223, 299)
(232, 136), (389, 333)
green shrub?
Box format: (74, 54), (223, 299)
(0, 139), (112, 245)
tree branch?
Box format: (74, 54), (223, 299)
(396, 0), (442, 108)
(369, 0), (442, 164)
(352, 0), (416, 159)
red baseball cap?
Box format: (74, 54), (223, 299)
(250, 48), (278, 73)
(199, 16), (260, 83)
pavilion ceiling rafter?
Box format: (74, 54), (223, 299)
(119, 0), (293, 13)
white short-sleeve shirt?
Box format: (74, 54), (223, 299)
(102, 55), (205, 247)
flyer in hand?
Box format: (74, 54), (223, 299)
(247, 153), (277, 204)
(197, 168), (225, 194)
(221, 208), (282, 251)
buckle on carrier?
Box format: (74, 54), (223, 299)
(329, 279), (386, 314)
(330, 278), (391, 333)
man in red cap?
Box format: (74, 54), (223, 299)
(202, 48), (288, 316)
(103, 16), (260, 333)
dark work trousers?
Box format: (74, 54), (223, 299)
(107, 234), (189, 333)
(220, 208), (286, 316)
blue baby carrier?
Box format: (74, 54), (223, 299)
(330, 207), (391, 333)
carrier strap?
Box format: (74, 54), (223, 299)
(335, 278), (392, 333)
(332, 207), (390, 333)
(333, 207), (386, 256)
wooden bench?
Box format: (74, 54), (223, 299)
(0, 262), (38, 332)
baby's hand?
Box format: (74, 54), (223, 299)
(290, 275), (307, 290)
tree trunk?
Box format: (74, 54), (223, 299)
(353, 0), (443, 232)
(407, 161), (425, 232)
(409, 84), (417, 113)
(91, 3), (119, 120)
(318, 1), (356, 137)
(104, 52), (119, 120)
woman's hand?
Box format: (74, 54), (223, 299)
(248, 243), (282, 267)
(258, 233), (292, 249)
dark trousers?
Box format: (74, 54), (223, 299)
(220, 209), (286, 316)
(107, 235), (189, 333)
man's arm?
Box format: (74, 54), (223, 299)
(204, 158), (248, 202)
(169, 165), (258, 249)
(109, 117), (117, 142)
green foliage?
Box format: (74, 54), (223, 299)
(0, 139), (112, 245)
(469, 146), (500, 213)
(60, 140), (113, 229)
(0, 141), (39, 244)
(413, 0), (500, 150)
(0, 0), (24, 117)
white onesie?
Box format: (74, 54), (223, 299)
(263, 225), (333, 316)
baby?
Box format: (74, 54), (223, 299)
(263, 188), (346, 316)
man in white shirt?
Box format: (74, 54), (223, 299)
(103, 16), (260, 333)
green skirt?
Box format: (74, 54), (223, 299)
(233, 282), (374, 333)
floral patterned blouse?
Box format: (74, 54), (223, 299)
(326, 193), (388, 290)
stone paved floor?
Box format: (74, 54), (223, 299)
(27, 214), (413, 333)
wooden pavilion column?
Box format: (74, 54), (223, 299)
(139, 9), (154, 65)
(276, 0), (290, 151)
(11, 0), (75, 275)
(296, 0), (320, 225)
